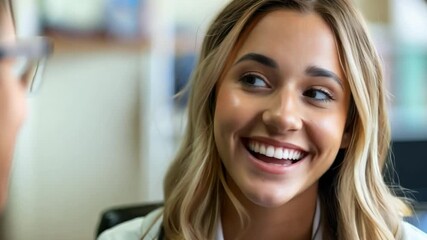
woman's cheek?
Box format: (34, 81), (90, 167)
(215, 85), (252, 134)
(308, 113), (347, 153)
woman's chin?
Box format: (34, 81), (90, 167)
(244, 191), (293, 209)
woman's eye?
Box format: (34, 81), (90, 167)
(239, 74), (268, 88)
(303, 88), (333, 102)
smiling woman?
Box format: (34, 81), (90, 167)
(98, 0), (427, 239)
(214, 11), (351, 223)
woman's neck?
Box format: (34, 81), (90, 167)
(221, 183), (318, 240)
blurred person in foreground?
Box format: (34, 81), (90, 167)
(0, 0), (52, 210)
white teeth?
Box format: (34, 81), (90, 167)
(266, 146), (275, 157)
(288, 150), (302, 160)
(273, 148), (283, 159)
(248, 141), (305, 161)
(283, 149), (289, 159)
(259, 144), (266, 155)
(254, 142), (260, 152)
(289, 150), (299, 160)
(289, 150), (296, 160)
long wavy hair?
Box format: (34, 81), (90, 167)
(160, 0), (408, 239)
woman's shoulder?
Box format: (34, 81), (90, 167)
(97, 208), (163, 240)
(402, 221), (427, 239)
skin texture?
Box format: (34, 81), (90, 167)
(214, 10), (351, 239)
(0, 5), (27, 210)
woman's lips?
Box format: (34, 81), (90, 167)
(249, 140), (305, 160)
(241, 137), (308, 174)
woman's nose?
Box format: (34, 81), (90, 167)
(262, 93), (303, 134)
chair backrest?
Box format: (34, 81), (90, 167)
(96, 202), (163, 238)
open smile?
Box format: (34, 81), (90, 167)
(242, 138), (308, 169)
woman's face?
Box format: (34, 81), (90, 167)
(0, 6), (27, 209)
(214, 10), (351, 208)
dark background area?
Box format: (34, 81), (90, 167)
(390, 140), (427, 203)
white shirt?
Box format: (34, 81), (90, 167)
(98, 203), (427, 240)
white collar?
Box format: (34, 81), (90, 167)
(216, 198), (322, 240)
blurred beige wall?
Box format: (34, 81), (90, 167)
(354, 0), (390, 24)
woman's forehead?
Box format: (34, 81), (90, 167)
(231, 10), (344, 80)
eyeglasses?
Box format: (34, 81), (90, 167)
(0, 37), (53, 95)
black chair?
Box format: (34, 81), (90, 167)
(96, 202), (163, 238)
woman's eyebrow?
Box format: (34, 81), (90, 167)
(234, 52), (278, 68)
(306, 65), (344, 89)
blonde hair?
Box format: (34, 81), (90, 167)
(161, 0), (408, 239)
